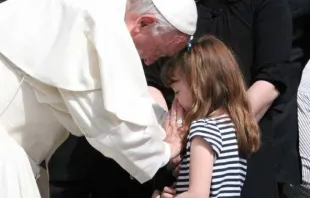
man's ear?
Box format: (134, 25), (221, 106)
(136, 15), (157, 32)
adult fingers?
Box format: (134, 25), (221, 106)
(175, 101), (184, 126)
(164, 110), (171, 135)
(169, 100), (177, 128)
(163, 186), (176, 194)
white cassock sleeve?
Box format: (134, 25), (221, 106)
(0, 127), (41, 198)
(0, 0), (171, 183)
(58, 88), (170, 183)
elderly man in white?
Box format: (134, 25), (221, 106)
(0, 0), (197, 197)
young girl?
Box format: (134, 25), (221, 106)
(153, 35), (260, 198)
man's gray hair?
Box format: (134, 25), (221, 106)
(126, 0), (176, 35)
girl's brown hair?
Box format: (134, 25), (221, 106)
(161, 35), (260, 156)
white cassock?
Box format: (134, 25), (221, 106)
(0, 0), (197, 197)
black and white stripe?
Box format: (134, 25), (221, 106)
(176, 115), (247, 197)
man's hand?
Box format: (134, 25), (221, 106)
(161, 186), (176, 198)
(164, 100), (185, 160)
(152, 186), (176, 198)
(171, 155), (181, 177)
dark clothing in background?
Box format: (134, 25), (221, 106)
(49, 135), (155, 198)
(289, 0), (310, 75)
(280, 0), (310, 185)
(193, 1), (301, 197)
(279, 2), (310, 197)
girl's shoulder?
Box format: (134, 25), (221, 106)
(191, 114), (232, 127)
(189, 114), (235, 140)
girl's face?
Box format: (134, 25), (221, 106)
(170, 77), (193, 112)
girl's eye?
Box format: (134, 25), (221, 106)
(175, 91), (179, 95)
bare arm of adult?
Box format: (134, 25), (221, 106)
(249, 0), (292, 121)
(247, 80), (279, 121)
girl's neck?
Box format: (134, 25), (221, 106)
(208, 108), (226, 118)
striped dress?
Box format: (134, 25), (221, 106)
(176, 115), (247, 198)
